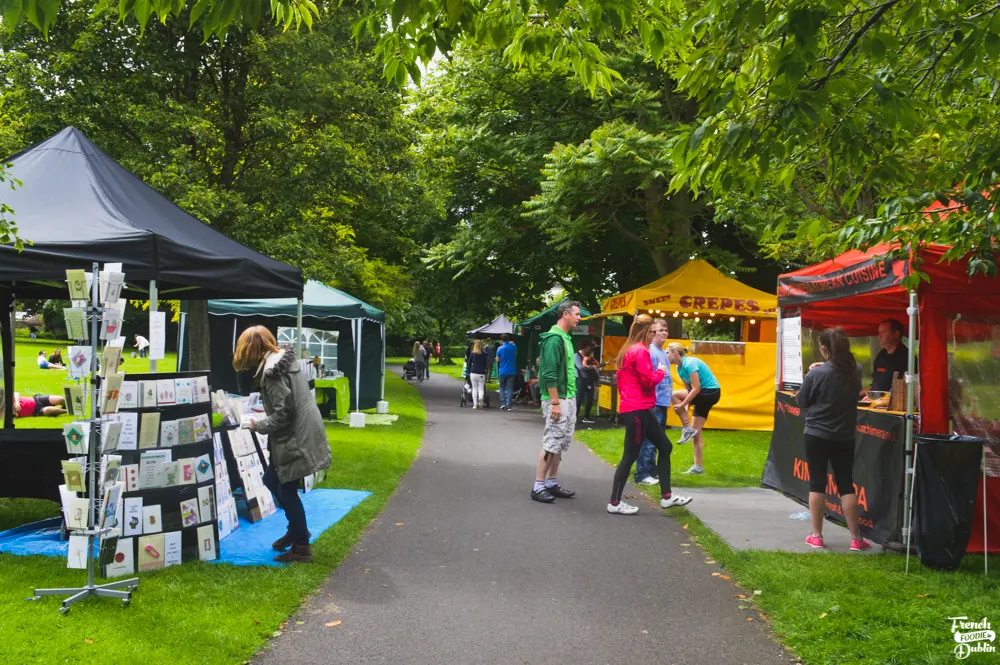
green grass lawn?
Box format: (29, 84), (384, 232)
(575, 424), (999, 665)
(387, 356), (497, 386)
(0, 369), (425, 664)
(575, 428), (772, 488)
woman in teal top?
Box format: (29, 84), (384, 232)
(666, 343), (722, 475)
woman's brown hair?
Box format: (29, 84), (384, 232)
(232, 325), (280, 371)
(616, 314), (655, 370)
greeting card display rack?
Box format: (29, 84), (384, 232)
(109, 371), (220, 574)
(218, 426), (276, 523)
(29, 262), (139, 614)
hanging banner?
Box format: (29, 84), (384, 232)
(778, 256), (907, 306)
(781, 316), (803, 387)
(149, 311), (166, 361)
(761, 392), (906, 544)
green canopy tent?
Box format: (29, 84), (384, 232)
(179, 281), (385, 411)
(513, 299), (626, 372)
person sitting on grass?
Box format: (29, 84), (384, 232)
(0, 388), (68, 418)
(48, 349), (65, 366)
(37, 350), (66, 369)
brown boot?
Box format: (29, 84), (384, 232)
(274, 543), (312, 563)
(272, 531), (295, 552)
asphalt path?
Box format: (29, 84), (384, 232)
(254, 372), (791, 665)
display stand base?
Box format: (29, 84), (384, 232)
(376, 401), (389, 414)
(349, 412), (366, 428)
(29, 577), (139, 614)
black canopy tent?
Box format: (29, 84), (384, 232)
(0, 127), (303, 428)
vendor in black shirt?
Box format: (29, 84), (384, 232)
(870, 318), (913, 392)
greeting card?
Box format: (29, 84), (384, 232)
(197, 524), (217, 562)
(138, 450), (171, 489)
(66, 269), (89, 300)
(159, 419), (179, 447)
(100, 270), (125, 305)
(156, 379), (176, 406)
(102, 420), (123, 453)
(123, 497), (143, 537)
(192, 414), (212, 442)
(138, 412), (161, 448)
(98, 533), (120, 569)
(102, 346), (122, 378)
(118, 381), (139, 409)
(67, 345), (93, 379)
(194, 454), (213, 483)
(63, 308), (88, 341)
(102, 456), (121, 488)
(162, 461), (180, 487)
(163, 531), (182, 567)
(138, 534), (165, 571)
(192, 376), (210, 403)
(180, 498), (201, 528)
(179, 458), (196, 485)
(63, 383), (86, 417)
(115, 412), (139, 450)
(197, 485), (215, 523)
(174, 378), (193, 405)
(99, 484), (123, 530)
(61, 460), (85, 492)
(139, 380), (157, 408)
(102, 373), (124, 413)
(67, 534), (89, 570)
(177, 417), (195, 446)
(142, 504), (162, 534)
(65, 497), (90, 530)
(104, 537), (135, 577)
(100, 308), (123, 341)
(63, 423), (89, 455)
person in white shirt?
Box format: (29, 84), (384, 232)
(134, 334), (150, 358)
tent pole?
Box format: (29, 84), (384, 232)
(355, 319), (362, 412)
(232, 317), (237, 353)
(380, 322), (385, 401)
(903, 289), (918, 566)
(296, 298), (303, 359)
(1, 289), (13, 428)
(775, 309), (783, 390)
(984, 449), (989, 576)
(177, 311), (186, 372)
(149, 280), (158, 373)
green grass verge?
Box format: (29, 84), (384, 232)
(575, 428), (772, 488)
(576, 424), (999, 665)
(386, 356), (497, 386)
(0, 372), (425, 664)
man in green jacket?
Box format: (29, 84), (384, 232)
(531, 300), (582, 503)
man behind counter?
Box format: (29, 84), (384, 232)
(870, 319), (913, 392)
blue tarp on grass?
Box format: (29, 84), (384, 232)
(0, 488), (371, 567)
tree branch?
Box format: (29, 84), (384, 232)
(811, 0), (900, 91)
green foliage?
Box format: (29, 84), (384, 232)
(0, 3), (433, 320)
(669, 0), (1000, 273)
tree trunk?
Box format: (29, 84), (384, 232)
(186, 300), (212, 371)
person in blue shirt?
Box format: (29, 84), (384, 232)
(495, 334), (518, 410)
(667, 342), (722, 475)
(634, 319), (673, 485)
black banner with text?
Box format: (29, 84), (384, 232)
(761, 392), (906, 544)
(777, 256), (907, 306)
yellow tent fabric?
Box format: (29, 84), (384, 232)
(601, 260), (778, 319)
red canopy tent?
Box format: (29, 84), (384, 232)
(777, 243), (1000, 554)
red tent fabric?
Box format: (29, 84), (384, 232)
(779, 243), (1000, 553)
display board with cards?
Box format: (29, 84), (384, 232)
(217, 426), (276, 523)
(100, 371), (220, 576)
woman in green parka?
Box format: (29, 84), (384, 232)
(233, 326), (332, 563)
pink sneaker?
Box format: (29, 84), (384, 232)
(850, 538), (871, 552)
(805, 534), (825, 548)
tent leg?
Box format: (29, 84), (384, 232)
(149, 280), (158, 373)
(177, 312), (186, 372)
(355, 319), (362, 412)
(903, 289), (918, 571)
(380, 323), (385, 401)
(984, 453), (989, 576)
(1, 289), (13, 428)
(296, 298), (303, 360)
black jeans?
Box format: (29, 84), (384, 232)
(803, 433), (855, 495)
(576, 377), (593, 419)
(263, 464), (309, 544)
(610, 409), (673, 503)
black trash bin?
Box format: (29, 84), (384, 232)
(913, 434), (985, 570)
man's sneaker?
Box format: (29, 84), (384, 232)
(637, 477), (660, 486)
(805, 534), (825, 548)
(677, 426), (698, 445)
(500, 404), (508, 410)
(547, 484), (575, 498)
(581, 418), (595, 424)
(850, 538), (872, 552)
(607, 502), (639, 515)
(531, 488), (556, 503)
(681, 465), (705, 475)
(660, 495), (692, 508)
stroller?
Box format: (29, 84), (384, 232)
(459, 371), (491, 408)
(403, 359), (418, 381)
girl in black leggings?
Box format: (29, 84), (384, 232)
(607, 314), (692, 515)
(796, 327), (870, 551)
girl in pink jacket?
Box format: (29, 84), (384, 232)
(608, 315), (693, 515)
